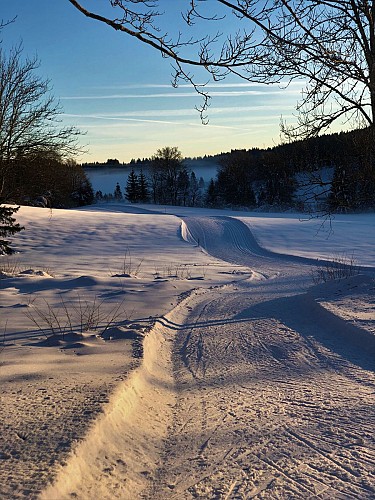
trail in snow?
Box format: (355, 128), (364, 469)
(42, 214), (375, 499)
(144, 284), (375, 499)
(142, 216), (375, 498)
(182, 216), (321, 268)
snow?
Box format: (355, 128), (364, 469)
(1, 203), (374, 499)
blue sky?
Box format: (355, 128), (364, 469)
(2, 1), (305, 163)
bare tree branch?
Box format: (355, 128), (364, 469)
(0, 44), (84, 200)
(67, 0), (375, 138)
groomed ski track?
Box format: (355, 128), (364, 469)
(43, 215), (375, 499)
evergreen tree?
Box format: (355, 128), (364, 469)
(259, 151), (296, 206)
(138, 169), (149, 202)
(125, 169), (139, 202)
(0, 205), (24, 255)
(329, 165), (354, 212)
(189, 172), (200, 207)
(114, 182), (123, 201)
(205, 178), (218, 207)
(329, 130), (375, 211)
(72, 177), (94, 206)
(103, 193), (114, 202)
(67, 161), (94, 206)
(177, 168), (190, 206)
(216, 152), (257, 207)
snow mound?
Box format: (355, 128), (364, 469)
(19, 269), (53, 277)
(33, 332), (84, 347)
(67, 276), (100, 287)
(249, 270), (268, 281)
(100, 326), (144, 341)
(308, 274), (375, 339)
(309, 273), (375, 299)
(182, 215), (318, 268)
(180, 220), (198, 245)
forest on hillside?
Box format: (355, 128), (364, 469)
(91, 128), (375, 213)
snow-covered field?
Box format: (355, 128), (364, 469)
(1, 203), (374, 499)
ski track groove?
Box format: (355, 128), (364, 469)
(285, 428), (362, 479)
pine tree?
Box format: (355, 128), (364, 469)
(190, 171), (200, 206)
(125, 169), (139, 202)
(0, 205), (24, 255)
(138, 170), (149, 202)
(205, 178), (218, 207)
(177, 168), (190, 206)
(260, 151), (295, 206)
(114, 182), (123, 201)
(216, 151), (257, 207)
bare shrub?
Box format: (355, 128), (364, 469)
(0, 257), (55, 278)
(25, 294), (127, 340)
(311, 253), (360, 284)
(0, 256), (23, 276)
(111, 247), (144, 277)
(153, 262), (207, 280)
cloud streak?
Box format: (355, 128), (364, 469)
(63, 104), (288, 120)
(92, 81), (305, 90)
(63, 113), (262, 131)
(61, 89), (301, 100)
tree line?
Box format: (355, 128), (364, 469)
(95, 129), (375, 213)
(95, 147), (205, 207)
(214, 129), (375, 212)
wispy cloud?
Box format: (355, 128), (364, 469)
(63, 113), (260, 131)
(61, 92), (198, 100)
(92, 81), (305, 90)
(63, 104), (288, 120)
(66, 114), (178, 125)
(61, 89), (300, 100)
